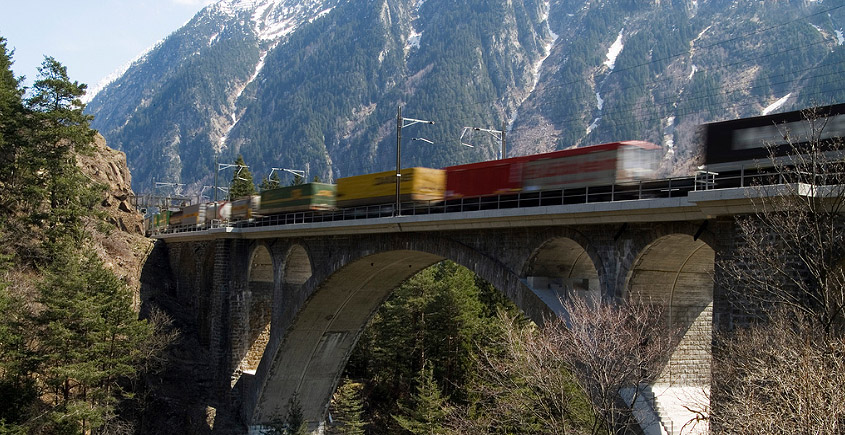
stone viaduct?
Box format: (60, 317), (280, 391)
(150, 186), (770, 433)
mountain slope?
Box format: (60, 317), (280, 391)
(86, 0), (845, 192)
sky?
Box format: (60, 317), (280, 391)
(0, 0), (215, 92)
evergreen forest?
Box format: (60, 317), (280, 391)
(0, 37), (170, 434)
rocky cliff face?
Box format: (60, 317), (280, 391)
(77, 133), (152, 297)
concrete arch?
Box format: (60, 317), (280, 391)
(248, 235), (544, 431)
(284, 244), (312, 290)
(523, 235), (603, 311)
(239, 243), (276, 374)
(626, 233), (714, 387)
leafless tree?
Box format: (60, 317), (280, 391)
(711, 309), (845, 434)
(713, 107), (845, 432)
(719, 107), (845, 334)
(556, 297), (677, 435)
(453, 297), (676, 435)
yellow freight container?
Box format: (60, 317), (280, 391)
(336, 167), (445, 208)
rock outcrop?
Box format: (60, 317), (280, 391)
(77, 133), (152, 299)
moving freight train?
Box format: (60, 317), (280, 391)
(148, 140), (661, 233)
(148, 103), (845, 233)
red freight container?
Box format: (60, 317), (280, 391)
(444, 154), (534, 199)
(523, 141), (659, 190)
(445, 141), (659, 199)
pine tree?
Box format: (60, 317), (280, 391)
(330, 379), (366, 435)
(260, 171), (282, 191)
(392, 364), (449, 435)
(35, 240), (154, 433)
(282, 393), (308, 435)
(24, 57), (98, 247)
(0, 37), (27, 195)
(228, 154), (256, 199)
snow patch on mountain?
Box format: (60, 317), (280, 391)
(586, 117), (600, 135)
(603, 29), (624, 70)
(218, 47), (275, 152)
(585, 29), (625, 139)
(528, 1), (559, 96)
(406, 28), (422, 53)
(663, 116), (676, 154)
(762, 94), (791, 115)
(212, 0), (337, 41)
(509, 0), (558, 133)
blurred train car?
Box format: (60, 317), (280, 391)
(144, 211), (173, 235)
(230, 196), (260, 220)
(444, 141), (660, 199)
(704, 103), (845, 173)
(260, 183), (336, 214)
(169, 203), (205, 228)
(168, 201), (232, 228)
(336, 167), (445, 208)
(208, 202), (232, 222)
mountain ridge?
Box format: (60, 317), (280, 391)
(86, 0), (845, 193)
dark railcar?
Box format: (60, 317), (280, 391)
(704, 103), (845, 172)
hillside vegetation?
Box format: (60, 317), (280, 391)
(0, 38), (169, 434)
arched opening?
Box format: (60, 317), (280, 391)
(240, 245), (275, 374)
(284, 244), (312, 293)
(334, 259), (529, 433)
(525, 237), (600, 311)
(627, 234), (713, 432)
(252, 250), (446, 427)
(250, 245), (548, 431)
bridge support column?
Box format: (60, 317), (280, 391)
(209, 239), (234, 398)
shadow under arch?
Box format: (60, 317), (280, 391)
(523, 236), (603, 312)
(283, 244), (312, 293)
(239, 243), (275, 375)
(248, 237), (544, 431)
(626, 233), (714, 387)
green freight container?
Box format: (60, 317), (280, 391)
(259, 182), (336, 215)
(154, 210), (172, 227)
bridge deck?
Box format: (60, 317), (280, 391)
(153, 181), (824, 241)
